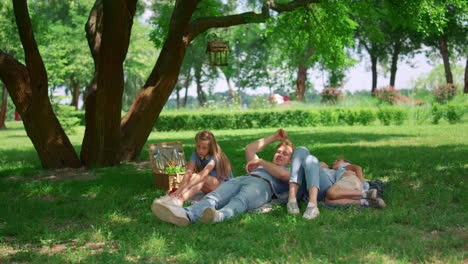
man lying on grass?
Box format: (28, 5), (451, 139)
(151, 129), (293, 226)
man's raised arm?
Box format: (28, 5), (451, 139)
(245, 129), (288, 163)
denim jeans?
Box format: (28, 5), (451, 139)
(184, 176), (272, 223)
(290, 147), (336, 201)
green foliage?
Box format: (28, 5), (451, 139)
(445, 104), (464, 124)
(377, 106), (408, 125)
(432, 102), (466, 124)
(164, 166), (184, 174)
(431, 103), (444, 124)
(154, 106), (456, 131)
(52, 104), (82, 134)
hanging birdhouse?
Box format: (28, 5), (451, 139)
(206, 40), (230, 66)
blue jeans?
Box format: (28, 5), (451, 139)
(290, 147), (336, 201)
(184, 176), (272, 223)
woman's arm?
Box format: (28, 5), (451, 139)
(343, 164), (364, 183)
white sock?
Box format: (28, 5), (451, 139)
(307, 202), (317, 208)
(288, 198), (297, 204)
(361, 199), (369, 206)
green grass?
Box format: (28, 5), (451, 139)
(0, 121), (467, 263)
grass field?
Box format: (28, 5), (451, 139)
(0, 121), (467, 263)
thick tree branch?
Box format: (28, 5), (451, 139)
(188, 0), (319, 41)
(12, 0), (48, 96)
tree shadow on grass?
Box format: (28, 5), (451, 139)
(0, 142), (466, 263)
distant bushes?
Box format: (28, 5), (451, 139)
(153, 104), (465, 131)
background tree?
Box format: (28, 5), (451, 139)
(351, 0), (388, 94)
(420, 1), (467, 89)
(1, 0), (320, 168)
(267, 3), (356, 100)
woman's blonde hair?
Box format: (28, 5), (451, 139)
(194, 131), (232, 181)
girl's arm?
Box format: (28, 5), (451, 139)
(245, 129), (288, 163)
(196, 160), (216, 178)
(185, 160), (196, 173)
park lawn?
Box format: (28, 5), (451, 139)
(0, 121), (466, 263)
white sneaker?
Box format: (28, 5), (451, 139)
(151, 201), (190, 226)
(287, 201), (300, 215)
(199, 207), (223, 224)
(303, 203), (320, 220)
(154, 195), (183, 207)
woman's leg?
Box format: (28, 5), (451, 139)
(326, 185), (362, 200)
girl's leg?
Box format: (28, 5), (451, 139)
(288, 147), (310, 199)
(201, 176), (221, 193)
(288, 147), (310, 214)
(175, 173), (217, 202)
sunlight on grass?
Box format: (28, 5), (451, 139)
(1, 120), (467, 263)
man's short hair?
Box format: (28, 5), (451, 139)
(276, 139), (295, 152)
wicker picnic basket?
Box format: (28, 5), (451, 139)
(148, 141), (186, 191)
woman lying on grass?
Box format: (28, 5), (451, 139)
(287, 147), (386, 220)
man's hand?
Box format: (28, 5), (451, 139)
(273, 129), (288, 141)
(245, 158), (263, 173)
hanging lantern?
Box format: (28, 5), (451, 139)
(206, 40), (230, 66)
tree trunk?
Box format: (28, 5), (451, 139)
(195, 66), (206, 107)
(389, 42), (401, 87)
(0, 54), (81, 168)
(371, 54), (378, 95)
(0, 83), (7, 130)
(70, 76), (80, 110)
(175, 85), (181, 109)
(119, 1), (199, 161)
(81, 0), (137, 167)
(438, 36), (453, 84)
(2, 1), (81, 168)
(295, 63), (307, 102)
(464, 57), (467, 94)
(222, 71), (236, 100)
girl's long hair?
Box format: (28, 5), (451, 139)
(194, 131), (232, 181)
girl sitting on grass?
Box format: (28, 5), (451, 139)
(153, 131), (233, 207)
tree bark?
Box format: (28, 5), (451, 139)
(0, 52), (81, 168)
(81, 0), (137, 167)
(438, 36), (453, 84)
(389, 41), (401, 87)
(183, 72), (190, 107)
(70, 76), (80, 110)
(3, 1), (81, 168)
(0, 83), (7, 130)
(119, 1), (199, 161)
(222, 71), (236, 100)
(175, 84), (181, 109)
(195, 65), (206, 107)
(464, 57), (467, 94)
(295, 63), (307, 102)
(371, 54), (378, 95)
